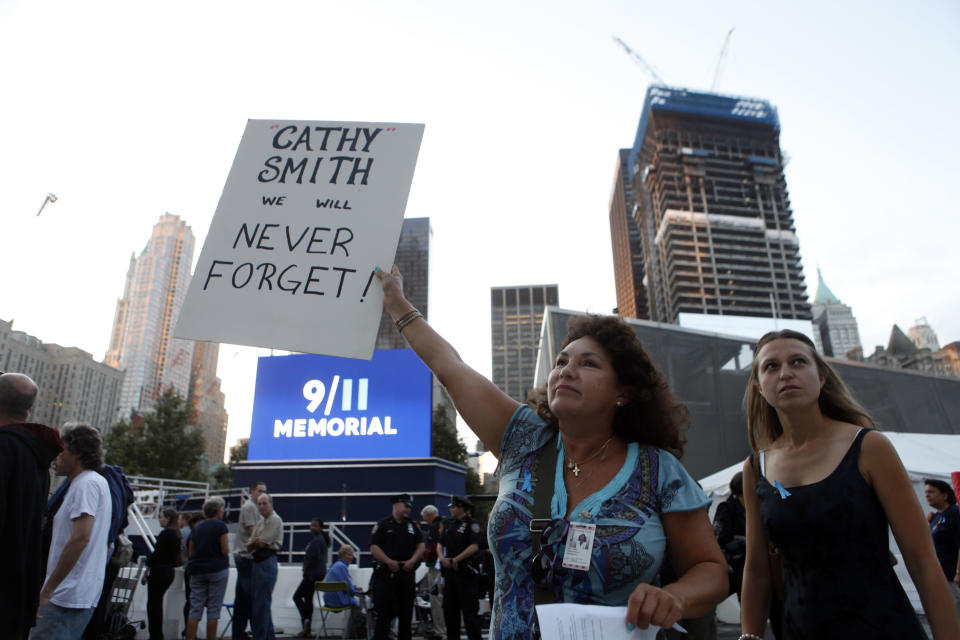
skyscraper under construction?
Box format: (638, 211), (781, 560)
(611, 86), (811, 323)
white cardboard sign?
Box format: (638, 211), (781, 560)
(174, 119), (424, 359)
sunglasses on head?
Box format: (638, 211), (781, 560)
(529, 518), (569, 587)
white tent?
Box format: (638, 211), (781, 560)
(698, 432), (960, 621)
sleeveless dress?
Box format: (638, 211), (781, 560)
(755, 428), (928, 639)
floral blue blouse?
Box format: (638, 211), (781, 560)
(488, 406), (709, 640)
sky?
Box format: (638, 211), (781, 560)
(2, 0), (958, 460)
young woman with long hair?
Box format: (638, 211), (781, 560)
(738, 330), (960, 639)
(144, 508), (181, 640)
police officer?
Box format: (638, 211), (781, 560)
(439, 495), (482, 640)
(370, 493), (425, 640)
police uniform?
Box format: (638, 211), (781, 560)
(370, 494), (424, 640)
(439, 496), (483, 640)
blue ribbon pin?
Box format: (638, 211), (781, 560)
(521, 470), (532, 492)
(773, 479), (792, 499)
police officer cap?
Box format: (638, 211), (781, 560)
(391, 493), (413, 507)
(449, 495), (473, 511)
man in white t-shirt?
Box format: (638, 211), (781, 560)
(232, 481), (266, 640)
(30, 424), (111, 640)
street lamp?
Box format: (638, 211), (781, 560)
(36, 192), (58, 216)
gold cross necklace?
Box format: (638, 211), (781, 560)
(565, 436), (614, 477)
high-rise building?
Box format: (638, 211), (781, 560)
(375, 217), (431, 350)
(609, 149), (649, 318)
(908, 317), (940, 351)
(104, 254), (136, 369)
(491, 284), (559, 402)
(624, 86), (811, 323)
(188, 341), (228, 465)
(109, 214), (196, 419)
(811, 268), (862, 358)
(0, 319), (123, 433)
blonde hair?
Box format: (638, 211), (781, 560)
(338, 545), (356, 560)
(743, 330), (874, 451)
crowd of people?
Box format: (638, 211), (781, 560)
(140, 483), (288, 640)
(0, 369), (296, 640)
(3, 261), (960, 640)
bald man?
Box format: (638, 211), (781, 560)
(0, 372), (64, 639)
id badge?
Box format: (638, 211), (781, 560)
(561, 522), (596, 571)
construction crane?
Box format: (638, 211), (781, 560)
(615, 28), (735, 92)
(612, 36), (666, 86)
(36, 192), (58, 216)
(710, 27), (735, 92)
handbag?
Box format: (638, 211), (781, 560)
(252, 547), (277, 563)
(110, 534), (134, 568)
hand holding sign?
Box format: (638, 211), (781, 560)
(375, 264), (413, 318)
(174, 120), (424, 360)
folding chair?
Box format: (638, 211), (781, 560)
(314, 580), (352, 639)
(218, 602), (234, 639)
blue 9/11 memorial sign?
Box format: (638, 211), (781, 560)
(248, 349), (432, 461)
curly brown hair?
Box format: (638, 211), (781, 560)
(527, 315), (689, 457)
(743, 329), (875, 451)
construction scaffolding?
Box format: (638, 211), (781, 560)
(627, 86), (811, 323)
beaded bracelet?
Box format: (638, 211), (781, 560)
(395, 309), (423, 332)
(738, 634), (764, 640)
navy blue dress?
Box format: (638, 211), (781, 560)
(755, 429), (927, 639)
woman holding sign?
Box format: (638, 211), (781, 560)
(375, 266), (727, 639)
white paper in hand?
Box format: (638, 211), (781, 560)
(537, 604), (660, 640)
(535, 603), (679, 639)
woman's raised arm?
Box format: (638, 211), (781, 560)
(376, 265), (520, 456)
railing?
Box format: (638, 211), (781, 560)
(126, 474), (212, 518)
(126, 474), (211, 494)
(126, 502), (156, 553)
(279, 521), (371, 568)
(123, 483), (370, 570)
